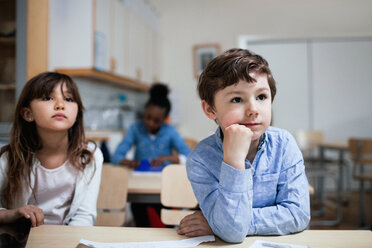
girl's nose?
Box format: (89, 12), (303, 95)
(55, 100), (65, 110)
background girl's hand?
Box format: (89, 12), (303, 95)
(151, 155), (179, 166)
(223, 124), (253, 170)
(177, 211), (213, 237)
(120, 159), (140, 168)
(13, 205), (44, 227)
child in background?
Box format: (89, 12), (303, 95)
(177, 49), (310, 243)
(112, 83), (190, 227)
(0, 72), (103, 227)
(112, 83), (190, 168)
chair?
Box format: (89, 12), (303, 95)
(348, 138), (372, 228)
(184, 137), (198, 150)
(95, 164), (129, 226)
(160, 164), (198, 225)
(295, 129), (343, 226)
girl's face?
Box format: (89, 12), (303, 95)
(143, 104), (167, 134)
(23, 82), (78, 134)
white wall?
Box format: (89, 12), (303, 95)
(149, 0), (372, 141)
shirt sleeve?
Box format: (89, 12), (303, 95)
(111, 125), (136, 164)
(170, 127), (191, 157)
(68, 147), (103, 226)
(187, 156), (254, 243)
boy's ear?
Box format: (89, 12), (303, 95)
(21, 108), (34, 122)
(201, 100), (216, 120)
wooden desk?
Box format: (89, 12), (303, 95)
(25, 225), (372, 248)
(127, 171), (161, 203)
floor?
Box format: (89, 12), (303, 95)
(309, 191), (372, 230)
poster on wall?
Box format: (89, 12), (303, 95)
(193, 44), (220, 79)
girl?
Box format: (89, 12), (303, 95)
(0, 72), (103, 227)
(112, 83), (190, 169)
(112, 83), (190, 227)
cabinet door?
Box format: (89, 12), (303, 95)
(95, 0), (112, 72)
(111, 0), (127, 76)
(49, 0), (94, 70)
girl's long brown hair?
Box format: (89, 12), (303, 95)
(1, 72), (95, 208)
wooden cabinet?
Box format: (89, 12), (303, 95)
(0, 0), (16, 122)
(49, 0), (159, 91)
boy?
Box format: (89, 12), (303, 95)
(177, 49), (310, 243)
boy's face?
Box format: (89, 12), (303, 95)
(202, 74), (272, 142)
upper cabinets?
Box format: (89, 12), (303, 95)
(49, 0), (160, 91)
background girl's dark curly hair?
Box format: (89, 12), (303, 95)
(0, 72), (96, 208)
(146, 83), (171, 117)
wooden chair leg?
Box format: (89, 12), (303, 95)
(360, 180), (365, 227)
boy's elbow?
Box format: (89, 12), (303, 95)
(213, 223), (247, 243)
(216, 231), (246, 243)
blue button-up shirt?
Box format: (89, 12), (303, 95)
(111, 121), (190, 166)
(186, 126), (310, 243)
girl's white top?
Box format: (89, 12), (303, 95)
(0, 143), (103, 226)
(28, 160), (79, 224)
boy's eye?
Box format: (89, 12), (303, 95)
(65, 97), (74, 102)
(257, 94), (267, 101)
(231, 97), (242, 103)
(43, 96), (52, 101)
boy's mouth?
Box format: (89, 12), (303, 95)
(243, 123), (259, 128)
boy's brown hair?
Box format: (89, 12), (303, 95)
(197, 48), (277, 108)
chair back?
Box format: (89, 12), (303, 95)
(160, 164), (198, 225)
(95, 164), (129, 226)
(185, 138), (198, 150)
(348, 138), (372, 179)
(295, 129), (324, 151)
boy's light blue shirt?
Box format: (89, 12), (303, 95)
(186, 126), (310, 243)
(111, 121), (190, 165)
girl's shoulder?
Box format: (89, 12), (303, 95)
(0, 150), (9, 171)
(86, 141), (103, 164)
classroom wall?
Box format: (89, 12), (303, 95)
(149, 0), (372, 141)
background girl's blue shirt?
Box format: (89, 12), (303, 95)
(111, 121), (190, 166)
(186, 126), (310, 243)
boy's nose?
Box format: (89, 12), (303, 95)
(245, 102), (258, 117)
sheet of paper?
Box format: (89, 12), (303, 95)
(79, 235), (215, 248)
(132, 171), (162, 176)
(249, 240), (311, 248)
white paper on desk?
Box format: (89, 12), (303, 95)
(249, 240), (311, 248)
(79, 235), (215, 248)
(132, 171), (161, 176)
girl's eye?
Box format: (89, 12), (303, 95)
(231, 97), (242, 103)
(65, 97), (74, 102)
(257, 94), (267, 101)
(43, 96), (52, 101)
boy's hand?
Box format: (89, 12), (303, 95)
(177, 211), (213, 237)
(223, 124), (253, 170)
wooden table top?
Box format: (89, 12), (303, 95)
(25, 225), (372, 248)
